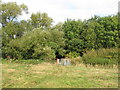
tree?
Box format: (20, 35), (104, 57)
(2, 2), (118, 60)
(62, 19), (85, 56)
(85, 15), (118, 49)
(4, 28), (65, 60)
(30, 12), (53, 29)
(52, 22), (63, 31)
(1, 2), (28, 27)
(82, 20), (97, 49)
(95, 15), (118, 48)
(2, 20), (32, 48)
(1, 2), (29, 58)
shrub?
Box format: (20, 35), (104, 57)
(33, 46), (56, 61)
(70, 56), (83, 65)
(82, 48), (118, 66)
(83, 57), (117, 66)
(65, 52), (79, 58)
(3, 28), (65, 61)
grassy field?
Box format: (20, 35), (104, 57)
(2, 61), (118, 88)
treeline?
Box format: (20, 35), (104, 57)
(1, 2), (119, 61)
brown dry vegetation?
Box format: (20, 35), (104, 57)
(2, 61), (118, 88)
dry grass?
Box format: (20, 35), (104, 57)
(2, 61), (118, 88)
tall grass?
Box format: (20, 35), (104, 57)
(82, 48), (118, 67)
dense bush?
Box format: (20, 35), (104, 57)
(70, 56), (83, 65)
(82, 48), (118, 66)
(62, 15), (118, 56)
(3, 28), (65, 61)
(65, 52), (79, 58)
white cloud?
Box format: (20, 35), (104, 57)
(3, 0), (119, 24)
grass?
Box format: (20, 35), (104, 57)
(2, 61), (118, 88)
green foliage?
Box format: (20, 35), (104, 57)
(2, 22), (26, 39)
(30, 12), (53, 29)
(62, 15), (118, 58)
(14, 59), (45, 64)
(82, 48), (118, 66)
(1, 2), (28, 27)
(2, 58), (46, 64)
(4, 28), (65, 61)
(52, 22), (63, 31)
(84, 57), (117, 67)
(65, 52), (79, 58)
(2, 2), (30, 48)
(33, 46), (55, 61)
(1, 1), (119, 64)
(63, 19), (85, 56)
(70, 56), (83, 65)
(83, 20), (97, 49)
(93, 15), (118, 48)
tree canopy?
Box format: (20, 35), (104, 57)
(1, 2), (118, 60)
(1, 2), (28, 27)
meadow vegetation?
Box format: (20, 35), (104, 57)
(2, 61), (118, 88)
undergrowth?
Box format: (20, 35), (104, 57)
(82, 48), (118, 67)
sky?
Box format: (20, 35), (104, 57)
(3, 0), (119, 24)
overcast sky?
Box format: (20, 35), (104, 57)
(3, 0), (119, 24)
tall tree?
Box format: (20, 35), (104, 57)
(1, 2), (28, 27)
(5, 28), (65, 60)
(62, 19), (85, 56)
(30, 12), (53, 29)
(96, 15), (118, 48)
